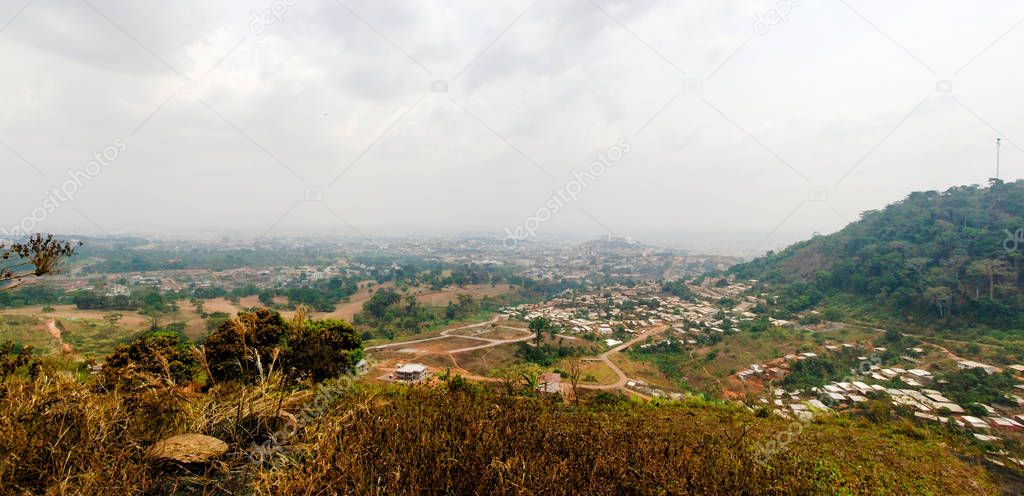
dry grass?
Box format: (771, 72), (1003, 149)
(0, 373), (998, 495)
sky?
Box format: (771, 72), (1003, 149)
(1, 0), (1022, 254)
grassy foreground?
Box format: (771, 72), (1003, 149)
(0, 374), (996, 495)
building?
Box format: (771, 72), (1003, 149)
(538, 372), (561, 395)
(395, 363), (428, 382)
(957, 360), (999, 375)
(989, 417), (1024, 432)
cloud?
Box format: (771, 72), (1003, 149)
(0, 0), (1021, 254)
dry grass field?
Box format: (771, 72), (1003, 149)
(0, 377), (998, 495)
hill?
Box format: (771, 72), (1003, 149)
(730, 179), (1024, 329)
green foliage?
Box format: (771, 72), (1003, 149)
(283, 319), (363, 382)
(0, 285), (64, 308)
(202, 308), (288, 383)
(939, 368), (1015, 406)
(528, 316), (553, 345)
(731, 180), (1024, 328)
(782, 357), (839, 390)
(102, 331), (197, 385)
(661, 280), (694, 300)
(362, 288), (402, 320)
(515, 341), (581, 367)
(0, 341), (38, 381)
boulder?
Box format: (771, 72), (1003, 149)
(146, 434), (228, 464)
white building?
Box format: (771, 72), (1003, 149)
(395, 363), (428, 382)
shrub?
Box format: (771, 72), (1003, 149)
(283, 319), (363, 382)
(203, 308), (288, 383)
(102, 331), (196, 386)
(0, 341), (37, 382)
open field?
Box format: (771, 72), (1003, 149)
(172, 299), (207, 340)
(453, 342), (521, 376)
(57, 318), (140, 357)
(0, 305), (150, 329)
(565, 358), (619, 385)
(1, 281), (516, 361)
(0, 315), (58, 352)
(609, 347), (677, 389)
(411, 284), (515, 306)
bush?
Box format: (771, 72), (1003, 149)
(0, 341), (38, 381)
(102, 331), (197, 386)
(284, 319), (363, 382)
(202, 308), (288, 383)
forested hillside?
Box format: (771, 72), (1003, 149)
(731, 179), (1024, 328)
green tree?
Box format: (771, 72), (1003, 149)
(284, 319), (364, 382)
(102, 331), (197, 386)
(202, 308), (288, 383)
(529, 316), (552, 346)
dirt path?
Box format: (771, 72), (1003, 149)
(366, 320), (533, 355)
(44, 319), (72, 354)
(369, 317), (664, 399)
(580, 325), (664, 391)
(364, 317), (502, 351)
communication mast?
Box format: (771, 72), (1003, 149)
(996, 137), (1002, 179)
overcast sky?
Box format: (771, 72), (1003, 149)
(1, 0), (1021, 254)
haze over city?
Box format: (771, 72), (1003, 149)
(2, 0), (1022, 253)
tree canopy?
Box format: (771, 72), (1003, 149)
(731, 180), (1024, 327)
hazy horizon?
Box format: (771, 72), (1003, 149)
(2, 0), (1021, 254)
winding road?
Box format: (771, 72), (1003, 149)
(580, 325), (664, 390)
(365, 317), (535, 353)
(367, 316), (665, 397)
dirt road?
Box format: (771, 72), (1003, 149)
(44, 319), (72, 354)
(580, 325), (664, 391)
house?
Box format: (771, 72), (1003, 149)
(824, 392), (846, 403)
(960, 416), (991, 430)
(957, 360), (999, 375)
(538, 373), (561, 395)
(395, 363), (428, 382)
(989, 417), (1024, 432)
(932, 402), (965, 414)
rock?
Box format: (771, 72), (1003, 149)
(146, 434), (228, 464)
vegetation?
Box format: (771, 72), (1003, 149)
(282, 318), (363, 382)
(354, 289), (498, 340)
(661, 279), (694, 300)
(0, 341), (39, 381)
(102, 330), (197, 386)
(202, 308), (289, 384)
(782, 356), (839, 390)
(731, 180), (1024, 330)
(0, 374), (997, 495)
(938, 368), (1016, 406)
(0, 234), (80, 291)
